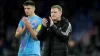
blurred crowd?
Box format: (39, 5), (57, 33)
(0, 0), (100, 56)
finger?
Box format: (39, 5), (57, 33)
(49, 16), (52, 21)
(42, 18), (48, 23)
(23, 17), (27, 19)
(43, 18), (47, 22)
(49, 16), (51, 19)
(23, 17), (28, 22)
(22, 17), (26, 21)
(42, 20), (47, 24)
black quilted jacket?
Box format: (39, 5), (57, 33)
(37, 17), (72, 56)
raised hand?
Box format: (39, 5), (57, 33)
(42, 18), (48, 27)
(49, 17), (54, 27)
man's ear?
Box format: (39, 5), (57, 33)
(33, 6), (35, 11)
(60, 12), (62, 16)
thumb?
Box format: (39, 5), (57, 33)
(49, 16), (52, 21)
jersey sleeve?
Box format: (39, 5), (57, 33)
(18, 19), (24, 28)
(36, 18), (42, 32)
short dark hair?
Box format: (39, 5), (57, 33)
(23, 0), (35, 7)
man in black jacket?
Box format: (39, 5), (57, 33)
(37, 5), (72, 56)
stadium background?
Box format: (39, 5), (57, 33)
(0, 0), (100, 56)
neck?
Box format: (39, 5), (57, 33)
(58, 17), (61, 21)
(54, 17), (61, 23)
(28, 13), (36, 18)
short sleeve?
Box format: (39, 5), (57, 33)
(36, 18), (42, 32)
(18, 19), (24, 28)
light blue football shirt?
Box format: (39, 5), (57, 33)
(18, 15), (42, 56)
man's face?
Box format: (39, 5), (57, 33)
(24, 5), (35, 16)
(51, 8), (62, 21)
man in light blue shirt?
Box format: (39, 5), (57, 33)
(15, 1), (42, 56)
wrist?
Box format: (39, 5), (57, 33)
(50, 23), (53, 27)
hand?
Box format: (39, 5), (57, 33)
(49, 17), (54, 27)
(22, 17), (31, 28)
(42, 18), (48, 27)
(23, 25), (26, 30)
(22, 16), (28, 24)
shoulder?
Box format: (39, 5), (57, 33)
(61, 17), (72, 27)
(61, 17), (69, 23)
(35, 15), (42, 23)
(19, 18), (23, 23)
(35, 15), (42, 20)
(62, 17), (72, 31)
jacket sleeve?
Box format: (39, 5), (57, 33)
(37, 25), (47, 41)
(50, 21), (72, 41)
